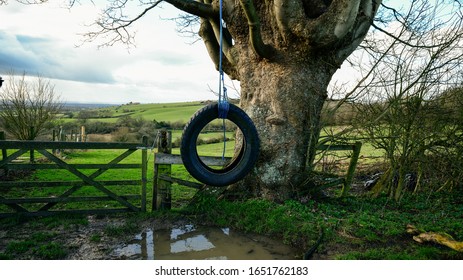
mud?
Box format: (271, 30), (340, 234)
(0, 215), (299, 260)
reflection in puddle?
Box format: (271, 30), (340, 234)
(171, 234), (215, 253)
(112, 224), (297, 260)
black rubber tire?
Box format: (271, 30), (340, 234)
(180, 103), (260, 186)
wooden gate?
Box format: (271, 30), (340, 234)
(0, 138), (148, 217)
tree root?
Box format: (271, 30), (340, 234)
(407, 224), (463, 252)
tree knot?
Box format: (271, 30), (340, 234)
(265, 114), (286, 125)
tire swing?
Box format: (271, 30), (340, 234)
(180, 0), (259, 186)
(180, 102), (260, 186)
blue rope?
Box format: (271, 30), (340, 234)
(218, 0), (229, 119)
(218, 0), (229, 160)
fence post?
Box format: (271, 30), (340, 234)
(29, 126), (35, 163)
(59, 126), (65, 154)
(340, 141), (362, 197)
(52, 129), (57, 154)
(141, 136), (148, 212)
(0, 131), (7, 175)
(153, 129), (172, 210)
(80, 126), (86, 142)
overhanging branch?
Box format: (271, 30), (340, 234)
(201, 0), (238, 69)
(239, 0), (276, 59)
(164, 0), (218, 19)
(199, 15), (238, 79)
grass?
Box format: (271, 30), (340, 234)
(0, 227), (68, 260)
(184, 191), (463, 259)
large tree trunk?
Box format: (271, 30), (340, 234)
(237, 56), (335, 200)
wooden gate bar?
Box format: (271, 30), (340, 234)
(38, 185), (83, 211)
(0, 195), (29, 213)
(0, 180), (141, 188)
(38, 149), (140, 212)
(0, 140), (142, 150)
(89, 149), (137, 179)
(4, 163), (140, 170)
(0, 149), (28, 168)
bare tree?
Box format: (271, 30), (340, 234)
(0, 72), (63, 140)
(346, 0), (463, 199)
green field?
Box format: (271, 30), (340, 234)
(70, 101), (211, 123)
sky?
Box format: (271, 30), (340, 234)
(0, 0), (414, 105)
(0, 0), (221, 104)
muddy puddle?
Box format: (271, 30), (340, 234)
(111, 224), (298, 260)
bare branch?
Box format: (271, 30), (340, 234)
(372, 23), (454, 49)
(81, 0), (217, 47)
(81, 0), (163, 47)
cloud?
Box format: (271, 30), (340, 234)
(0, 32), (43, 73)
(0, 31), (116, 84)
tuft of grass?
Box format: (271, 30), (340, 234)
(90, 234), (102, 242)
(104, 221), (139, 237)
(32, 243), (67, 260)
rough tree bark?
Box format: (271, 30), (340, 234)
(92, 0), (382, 200)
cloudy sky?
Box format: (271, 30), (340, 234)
(0, 0), (412, 105)
(0, 0), (221, 104)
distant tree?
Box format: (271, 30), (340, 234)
(77, 109), (99, 121)
(0, 72), (63, 140)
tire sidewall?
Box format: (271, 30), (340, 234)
(180, 103), (259, 186)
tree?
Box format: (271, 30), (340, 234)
(345, 0), (463, 199)
(80, 0), (382, 200)
(0, 72), (63, 140)
(3, 0), (381, 199)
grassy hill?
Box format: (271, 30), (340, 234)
(109, 102), (208, 123)
(68, 101), (213, 124)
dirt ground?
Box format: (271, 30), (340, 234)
(0, 214), (304, 260)
(64, 215), (161, 260)
(0, 215), (185, 260)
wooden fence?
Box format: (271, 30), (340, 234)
(0, 136), (148, 217)
(0, 129), (362, 217)
(152, 131), (363, 210)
